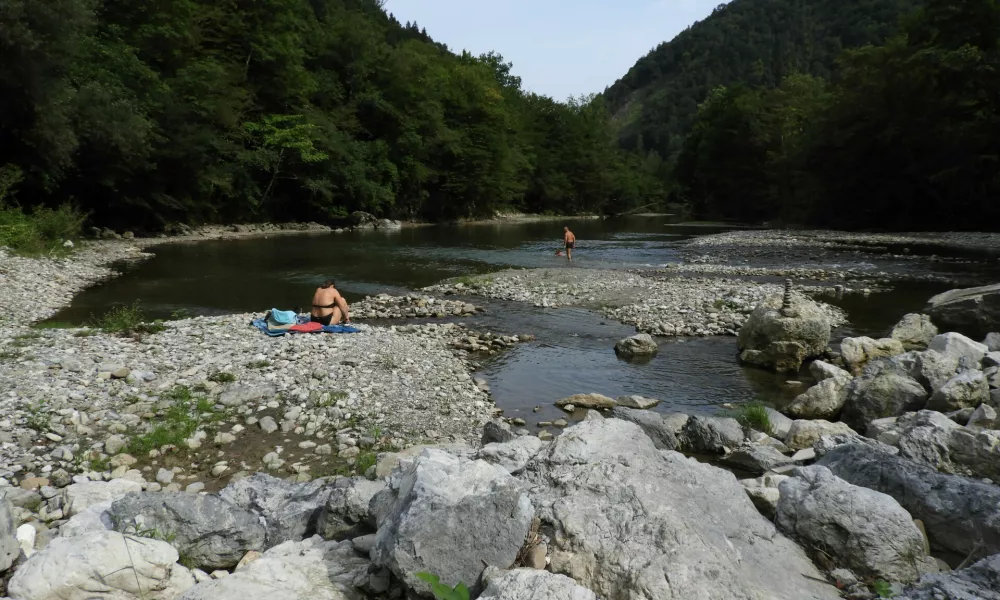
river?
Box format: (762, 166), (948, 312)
(49, 217), (995, 426)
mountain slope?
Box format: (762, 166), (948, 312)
(604, 0), (923, 157)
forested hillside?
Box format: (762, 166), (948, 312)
(605, 0), (922, 158)
(675, 0), (1000, 230)
(0, 0), (662, 230)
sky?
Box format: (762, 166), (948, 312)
(383, 0), (726, 101)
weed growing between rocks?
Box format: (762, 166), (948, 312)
(24, 400), (51, 432)
(90, 302), (166, 338)
(247, 359), (271, 369)
(415, 572), (470, 600)
(208, 370), (236, 383)
(124, 386), (222, 455)
(735, 402), (773, 436)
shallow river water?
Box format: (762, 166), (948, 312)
(51, 217), (994, 423)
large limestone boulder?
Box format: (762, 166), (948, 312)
(480, 569), (596, 600)
(613, 334), (658, 358)
(895, 554), (1000, 600)
(810, 360), (851, 382)
(927, 370), (990, 411)
(891, 313), (939, 351)
(521, 419), (841, 600)
(738, 294), (833, 372)
(866, 410), (1000, 481)
(109, 492), (266, 570)
(776, 466), (934, 583)
(681, 415), (745, 453)
(178, 536), (379, 600)
(0, 498), (18, 573)
(785, 419), (856, 450)
(926, 283), (1000, 337)
(785, 375), (851, 419)
(7, 531), (196, 600)
(219, 473), (342, 547)
(840, 366), (928, 431)
(61, 479), (143, 517)
(370, 449), (534, 596)
(928, 332), (989, 366)
(818, 443), (1000, 556)
(316, 477), (386, 541)
(841, 336), (906, 373)
(740, 474), (790, 520)
(477, 436), (545, 474)
(609, 406), (678, 450)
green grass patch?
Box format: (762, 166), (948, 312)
(0, 349), (22, 361)
(734, 402), (773, 436)
(415, 573), (470, 600)
(208, 371), (236, 383)
(356, 452), (377, 474)
(14, 331), (42, 341)
(90, 303), (166, 337)
(0, 192), (86, 256)
(24, 400), (51, 432)
(124, 386), (220, 455)
(247, 359), (271, 369)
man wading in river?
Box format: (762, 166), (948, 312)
(563, 226), (576, 261)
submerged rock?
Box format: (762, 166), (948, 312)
(523, 419), (840, 600)
(370, 449), (533, 596)
(818, 443), (1000, 556)
(777, 466), (934, 583)
(738, 294), (832, 372)
(614, 334), (658, 358)
(555, 393), (615, 410)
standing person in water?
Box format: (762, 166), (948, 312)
(563, 226), (576, 261)
(311, 280), (350, 325)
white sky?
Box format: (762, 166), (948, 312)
(383, 0), (726, 101)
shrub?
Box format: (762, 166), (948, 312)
(0, 200), (86, 256)
(90, 303), (166, 337)
(125, 386), (220, 455)
(208, 371), (236, 383)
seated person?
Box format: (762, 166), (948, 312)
(311, 280), (350, 325)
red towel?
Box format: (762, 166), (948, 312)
(289, 322), (323, 333)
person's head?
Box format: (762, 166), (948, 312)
(321, 280), (336, 289)
(564, 226), (569, 232)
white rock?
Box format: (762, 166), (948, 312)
(8, 531), (196, 600)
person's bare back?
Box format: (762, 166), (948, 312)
(311, 280), (350, 325)
(563, 227), (576, 261)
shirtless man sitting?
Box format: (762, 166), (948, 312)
(311, 280), (350, 326)
(563, 226), (576, 261)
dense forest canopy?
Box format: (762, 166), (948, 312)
(0, 0), (663, 229)
(673, 0), (1000, 230)
(604, 0), (924, 158)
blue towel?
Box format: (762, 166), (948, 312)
(251, 317), (360, 336)
(323, 325), (361, 334)
(270, 309), (297, 324)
